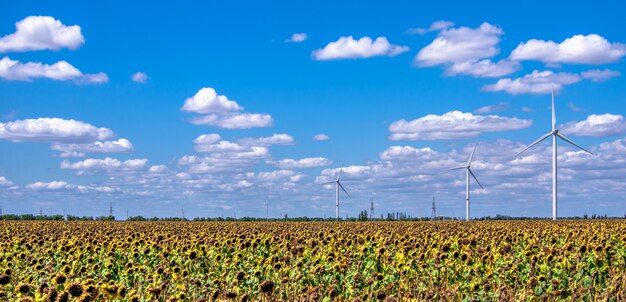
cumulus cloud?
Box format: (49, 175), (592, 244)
(51, 138), (134, 157)
(474, 102), (510, 114)
(580, 69), (621, 82)
(445, 59), (519, 78)
(0, 16), (84, 53)
(189, 113), (273, 129)
(61, 157), (148, 175)
(273, 157), (332, 169)
(0, 176), (15, 188)
(388, 111), (532, 140)
(312, 36), (409, 60)
(0, 57), (108, 83)
(414, 22), (518, 77)
(406, 20), (455, 35)
(482, 70), (582, 94)
(510, 34), (626, 65)
(181, 87), (242, 114)
(0, 118), (114, 143)
(286, 33), (307, 43)
(561, 114), (626, 137)
(26, 181), (75, 191)
(379, 146), (440, 161)
(313, 134), (330, 141)
(131, 71), (148, 83)
(182, 87), (273, 129)
(415, 22), (503, 66)
(237, 134), (294, 146)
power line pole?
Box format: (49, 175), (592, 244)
(109, 202), (113, 218)
(431, 197), (437, 220)
(181, 205), (185, 220)
(39, 208), (43, 216)
(266, 202), (269, 221)
(126, 210), (129, 221)
(370, 197), (374, 219)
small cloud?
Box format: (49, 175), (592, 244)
(0, 56), (107, 84)
(312, 36), (409, 60)
(568, 103), (584, 112)
(131, 71), (149, 83)
(521, 106), (534, 113)
(510, 34), (626, 65)
(474, 102), (510, 114)
(286, 33), (307, 43)
(313, 134), (330, 141)
(580, 69), (621, 82)
(561, 113), (626, 137)
(405, 20), (455, 35)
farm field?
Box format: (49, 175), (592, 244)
(0, 220), (625, 301)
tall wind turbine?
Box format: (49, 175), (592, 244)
(323, 164), (350, 220)
(446, 143), (484, 221)
(514, 88), (593, 220)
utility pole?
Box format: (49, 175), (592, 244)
(181, 205), (185, 220)
(266, 202), (269, 221)
(126, 210), (129, 221)
(431, 197), (437, 220)
(370, 197), (374, 219)
(109, 202), (113, 218)
(39, 208), (43, 216)
(63, 209), (66, 220)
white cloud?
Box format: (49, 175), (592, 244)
(474, 102), (510, 114)
(414, 22), (503, 66)
(0, 16), (84, 53)
(406, 20), (455, 35)
(510, 34), (626, 65)
(313, 134), (330, 141)
(182, 87), (273, 129)
(273, 157), (332, 169)
(181, 87), (242, 114)
(482, 70), (582, 95)
(26, 181), (75, 191)
(193, 134), (222, 145)
(131, 71), (148, 83)
(51, 138), (134, 157)
(561, 114), (626, 137)
(238, 134), (294, 146)
(149, 165), (168, 173)
(380, 146), (440, 161)
(286, 33), (307, 43)
(61, 157), (148, 175)
(0, 57), (108, 83)
(0, 176), (15, 188)
(0, 118), (114, 143)
(312, 36), (409, 60)
(189, 113), (273, 129)
(580, 69), (621, 82)
(389, 110), (532, 140)
(568, 103), (583, 112)
(446, 59), (519, 78)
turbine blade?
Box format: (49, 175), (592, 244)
(443, 166), (467, 172)
(337, 162), (345, 181)
(467, 143), (478, 166)
(552, 85), (556, 130)
(337, 181), (350, 197)
(320, 181), (335, 185)
(468, 169), (484, 189)
(514, 132), (552, 158)
(556, 132), (594, 155)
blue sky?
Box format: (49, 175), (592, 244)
(1, 0), (626, 219)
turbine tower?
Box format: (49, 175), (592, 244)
(514, 88), (593, 220)
(322, 163), (350, 220)
(446, 143), (484, 221)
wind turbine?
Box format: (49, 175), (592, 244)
(446, 143), (484, 221)
(322, 163), (350, 220)
(514, 88), (593, 220)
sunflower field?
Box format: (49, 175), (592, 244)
(0, 220), (625, 301)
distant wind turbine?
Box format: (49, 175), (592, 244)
(446, 143), (484, 221)
(322, 163), (350, 220)
(514, 88), (593, 221)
